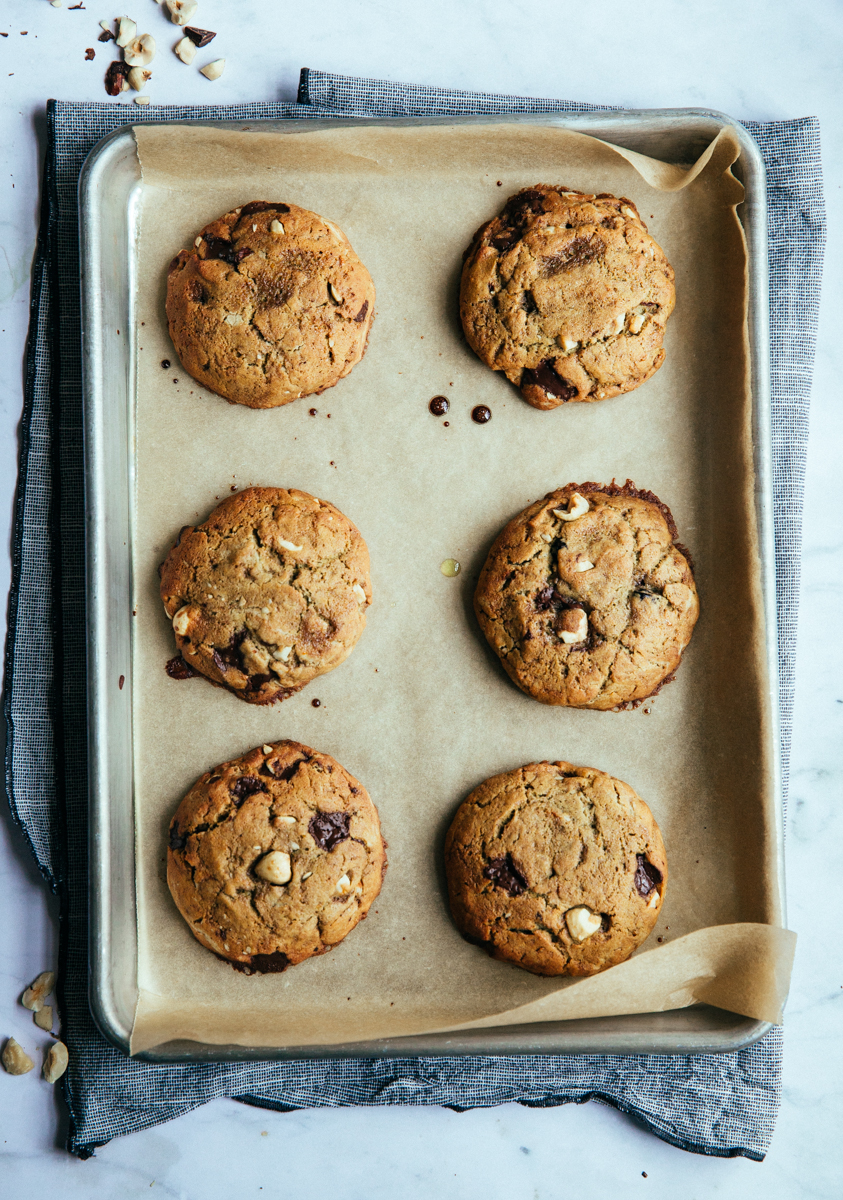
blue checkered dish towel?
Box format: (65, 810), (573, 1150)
(2, 71), (824, 1159)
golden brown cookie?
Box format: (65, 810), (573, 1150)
(160, 487), (371, 705)
(445, 760), (667, 977)
(167, 740), (387, 972)
(460, 186), (675, 409)
(474, 481), (699, 710)
(166, 200), (375, 408)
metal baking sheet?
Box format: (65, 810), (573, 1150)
(80, 110), (782, 1061)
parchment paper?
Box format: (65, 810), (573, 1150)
(129, 122), (795, 1053)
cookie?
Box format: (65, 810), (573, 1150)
(445, 760), (667, 977)
(166, 200), (375, 409)
(160, 487), (371, 705)
(167, 740), (387, 972)
(459, 186), (675, 409)
(474, 481), (699, 710)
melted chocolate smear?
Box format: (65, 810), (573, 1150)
(202, 238), (253, 266)
(165, 655), (195, 680)
(521, 359), (578, 401)
(543, 234), (605, 275)
(202, 235), (236, 263)
(309, 811), (351, 851)
(212, 630), (247, 674)
(354, 299), (369, 324)
(483, 854), (527, 896)
(634, 853), (663, 898)
(230, 776), (266, 804)
(168, 824), (187, 851)
(220, 950), (290, 975)
(240, 201), (290, 216)
(429, 395), (449, 416)
(534, 587), (579, 615)
(502, 189), (547, 223)
(491, 228), (519, 253)
(246, 672), (272, 692)
(275, 759), (304, 782)
(490, 188), (547, 252)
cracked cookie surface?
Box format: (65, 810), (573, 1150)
(474, 481), (699, 710)
(166, 200), (375, 409)
(460, 186), (675, 409)
(167, 740), (387, 971)
(160, 487), (371, 705)
(445, 760), (667, 977)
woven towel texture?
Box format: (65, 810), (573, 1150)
(2, 76), (824, 1159)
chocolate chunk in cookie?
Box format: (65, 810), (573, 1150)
(460, 186), (675, 409)
(445, 761), (667, 976)
(474, 481), (699, 710)
(166, 201), (376, 408)
(159, 487), (371, 705)
(167, 740), (387, 971)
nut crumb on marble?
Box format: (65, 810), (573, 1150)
(42, 1041), (69, 1084)
(2, 1038), (34, 1075)
(21, 970), (56, 1012)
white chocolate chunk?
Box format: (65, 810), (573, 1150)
(574, 560), (594, 572)
(565, 906), (603, 942)
(336, 873), (352, 895)
(171, 605), (192, 637)
(255, 851), (292, 886)
(223, 313), (243, 326)
(276, 815), (296, 825)
(552, 493), (590, 522)
(647, 890), (660, 909)
(278, 540), (303, 553)
(352, 583), (367, 602)
(559, 609), (588, 645)
(270, 219), (285, 234)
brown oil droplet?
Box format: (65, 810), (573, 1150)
(471, 405), (491, 424)
(118, 675), (125, 690)
(440, 559), (461, 578)
(161, 359), (171, 369)
(311, 698), (321, 708)
(309, 408), (317, 416)
(443, 421), (449, 427)
(429, 395), (449, 416)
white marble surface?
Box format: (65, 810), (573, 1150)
(1, 0), (841, 1192)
